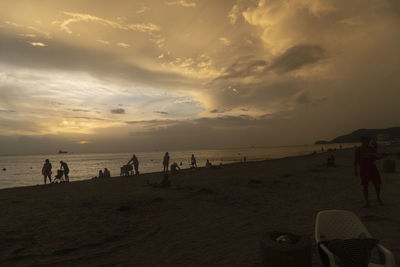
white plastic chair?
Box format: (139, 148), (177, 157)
(315, 210), (396, 267)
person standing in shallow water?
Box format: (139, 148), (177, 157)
(163, 152), (170, 172)
(42, 159), (52, 184)
(354, 136), (386, 208)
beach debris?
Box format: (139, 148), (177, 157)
(275, 234), (297, 244)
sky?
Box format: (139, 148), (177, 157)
(0, 0), (399, 155)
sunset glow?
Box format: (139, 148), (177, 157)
(1, 0), (399, 154)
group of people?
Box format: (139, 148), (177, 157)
(41, 152), (222, 185)
(42, 159), (69, 184)
(162, 153), (199, 173)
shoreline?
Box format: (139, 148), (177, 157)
(0, 146), (398, 266)
(0, 147), (351, 192)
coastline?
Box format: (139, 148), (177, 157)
(0, 146), (354, 192)
(0, 146), (398, 266)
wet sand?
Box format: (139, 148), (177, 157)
(0, 147), (399, 266)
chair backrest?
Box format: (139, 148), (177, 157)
(315, 210), (372, 242)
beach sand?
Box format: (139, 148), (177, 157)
(0, 147), (399, 266)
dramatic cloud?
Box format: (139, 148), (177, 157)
(111, 108), (126, 114)
(58, 11), (160, 34)
(269, 44), (325, 74)
(0, 0), (399, 154)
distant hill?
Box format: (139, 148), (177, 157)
(315, 127), (400, 144)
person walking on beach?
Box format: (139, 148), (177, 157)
(354, 136), (386, 208)
(191, 154), (197, 168)
(42, 159), (52, 184)
(60, 161), (69, 182)
(163, 152), (170, 172)
(128, 154), (139, 175)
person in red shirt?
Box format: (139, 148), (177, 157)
(354, 136), (386, 208)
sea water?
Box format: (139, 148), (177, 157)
(0, 144), (355, 189)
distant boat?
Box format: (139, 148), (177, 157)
(58, 150), (68, 154)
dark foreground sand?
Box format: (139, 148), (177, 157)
(0, 147), (399, 266)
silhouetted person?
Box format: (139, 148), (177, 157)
(170, 162), (180, 174)
(104, 168), (110, 178)
(354, 136), (386, 208)
(99, 170), (104, 178)
(191, 154), (197, 168)
(206, 159), (212, 168)
(60, 161), (69, 182)
(128, 154), (139, 175)
(244, 156), (247, 163)
(42, 159), (52, 184)
(163, 152), (170, 172)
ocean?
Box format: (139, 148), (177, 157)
(0, 143), (355, 189)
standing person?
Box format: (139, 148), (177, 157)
(60, 161), (69, 182)
(191, 154), (197, 168)
(42, 159), (52, 184)
(98, 170), (104, 178)
(128, 154), (139, 175)
(163, 152), (170, 172)
(354, 136), (386, 208)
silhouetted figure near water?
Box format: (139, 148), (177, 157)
(127, 154), (139, 175)
(191, 154), (197, 168)
(354, 136), (387, 208)
(163, 152), (170, 172)
(99, 170), (104, 178)
(206, 159), (212, 168)
(60, 161), (69, 182)
(104, 168), (110, 178)
(42, 159), (52, 184)
(170, 162), (180, 174)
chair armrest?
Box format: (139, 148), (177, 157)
(377, 244), (396, 267)
(320, 243), (338, 267)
